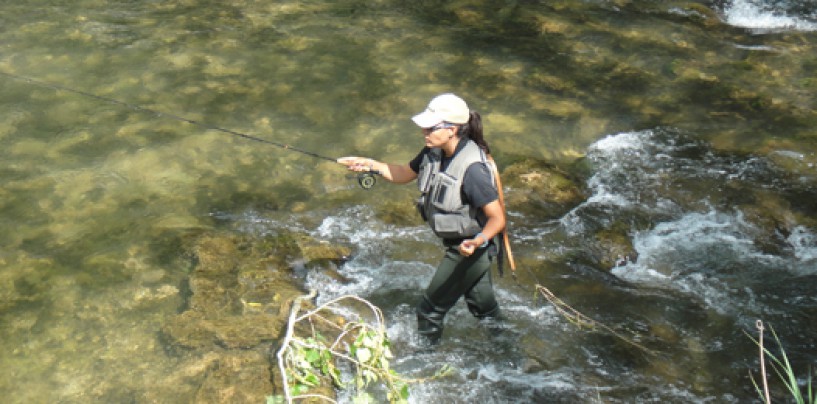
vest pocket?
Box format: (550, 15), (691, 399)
(430, 211), (481, 239)
(417, 165), (436, 193)
(430, 172), (459, 210)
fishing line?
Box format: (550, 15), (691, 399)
(0, 70), (379, 189)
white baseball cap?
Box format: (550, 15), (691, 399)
(411, 93), (470, 128)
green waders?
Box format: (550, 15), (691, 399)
(416, 245), (500, 344)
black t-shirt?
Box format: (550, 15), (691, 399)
(408, 140), (498, 209)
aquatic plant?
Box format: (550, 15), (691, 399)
(749, 320), (815, 404)
(273, 291), (451, 403)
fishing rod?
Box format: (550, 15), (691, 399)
(0, 70), (379, 189)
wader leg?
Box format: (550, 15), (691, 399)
(464, 268), (500, 320)
(416, 295), (446, 345)
(416, 247), (494, 344)
(464, 259), (504, 339)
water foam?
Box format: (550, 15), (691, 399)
(788, 226), (817, 272)
(723, 0), (817, 32)
(612, 210), (784, 315)
(562, 129), (691, 235)
(304, 206), (438, 303)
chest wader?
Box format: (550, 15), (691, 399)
(414, 140), (501, 344)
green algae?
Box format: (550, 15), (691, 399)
(501, 158), (587, 219)
(159, 231), (351, 398)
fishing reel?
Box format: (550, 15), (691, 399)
(337, 158), (379, 190)
(357, 171), (377, 190)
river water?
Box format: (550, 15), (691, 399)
(1, 0), (816, 402)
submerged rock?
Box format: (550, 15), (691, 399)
(499, 157), (641, 271)
(592, 223), (638, 270)
(501, 158), (587, 219)
(160, 231), (352, 399)
(193, 351), (273, 404)
(374, 199), (424, 227)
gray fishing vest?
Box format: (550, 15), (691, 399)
(416, 139), (494, 239)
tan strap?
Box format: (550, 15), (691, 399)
(487, 157), (517, 275)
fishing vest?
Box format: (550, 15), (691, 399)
(416, 139), (495, 240)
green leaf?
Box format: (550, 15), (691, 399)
(400, 384), (410, 400)
(435, 364), (455, 377)
(356, 347), (372, 363)
(266, 395), (285, 404)
(362, 335), (375, 348)
(292, 383), (307, 395)
(329, 367), (344, 387)
(379, 356), (390, 370)
(352, 392), (374, 404)
(305, 348), (321, 364)
(304, 373), (320, 386)
(363, 369), (378, 384)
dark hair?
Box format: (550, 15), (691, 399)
(458, 111), (490, 154)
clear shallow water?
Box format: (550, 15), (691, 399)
(1, 0), (817, 402)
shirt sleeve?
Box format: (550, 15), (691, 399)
(462, 163), (498, 208)
(408, 147), (430, 173)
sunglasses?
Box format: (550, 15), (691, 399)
(422, 123), (456, 134)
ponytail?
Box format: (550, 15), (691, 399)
(460, 111), (490, 155)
